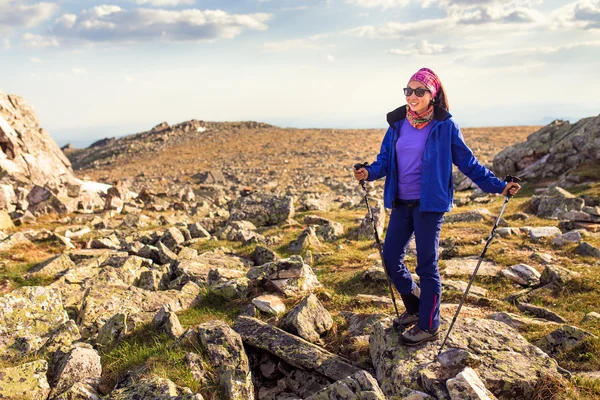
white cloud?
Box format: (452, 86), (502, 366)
(263, 38), (333, 52)
(343, 19), (444, 38)
(346, 0), (409, 9)
(135, 0), (196, 6)
(325, 54), (335, 62)
(388, 40), (457, 56)
(435, 0), (545, 25)
(22, 33), (60, 47)
(556, 0), (600, 29)
(72, 67), (88, 75)
(3, 38), (11, 49)
(0, 1), (58, 29)
(29, 56), (42, 63)
(51, 7), (272, 43)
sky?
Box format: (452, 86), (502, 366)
(1, 0), (600, 147)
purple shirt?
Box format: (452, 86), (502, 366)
(396, 119), (433, 200)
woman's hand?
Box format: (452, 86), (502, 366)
(501, 182), (521, 197)
(354, 167), (369, 181)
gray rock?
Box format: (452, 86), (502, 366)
(442, 257), (501, 277)
(0, 360), (50, 400)
(437, 348), (481, 370)
(53, 382), (102, 400)
(535, 325), (597, 357)
(188, 222), (211, 239)
(552, 231), (582, 246)
(233, 316), (361, 381)
(445, 209), (492, 223)
(105, 376), (197, 399)
(252, 294), (287, 315)
(96, 313), (136, 348)
(500, 264), (541, 286)
(540, 264), (581, 285)
(582, 312), (600, 323)
(210, 277), (251, 301)
(229, 192), (295, 227)
(196, 320), (255, 400)
(529, 227), (562, 241)
(152, 304), (185, 338)
(288, 226), (321, 253)
(517, 302), (568, 323)
(442, 280), (488, 297)
(156, 240), (178, 265)
(340, 312), (388, 337)
(354, 294), (393, 308)
(50, 343), (102, 397)
(280, 294), (333, 343)
(247, 256), (320, 297)
(369, 317), (561, 399)
(576, 242), (600, 258)
(351, 200), (385, 240)
(137, 268), (170, 291)
(27, 253), (76, 278)
(253, 245), (278, 266)
(490, 312), (559, 330)
(446, 367), (498, 400)
(161, 227), (185, 251)
(362, 264), (387, 283)
(305, 370), (386, 400)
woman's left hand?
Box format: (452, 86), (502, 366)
(501, 182), (521, 197)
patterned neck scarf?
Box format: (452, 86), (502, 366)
(406, 105), (434, 129)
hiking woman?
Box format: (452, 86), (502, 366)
(353, 67), (520, 345)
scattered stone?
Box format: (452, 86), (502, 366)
(253, 245), (277, 266)
(90, 237), (120, 250)
(529, 227), (562, 241)
(445, 209), (492, 223)
(53, 382), (102, 400)
(105, 376), (197, 399)
(500, 264), (541, 286)
(247, 256), (320, 296)
(443, 280), (488, 297)
(288, 226), (321, 253)
(490, 312), (560, 330)
(582, 312), (600, 323)
(354, 294), (393, 307)
(229, 192), (295, 226)
(340, 312), (388, 337)
(50, 343), (102, 397)
(437, 348), (481, 369)
(280, 294), (333, 343)
(161, 227), (185, 251)
(188, 222), (211, 239)
(233, 316), (361, 381)
(540, 264), (581, 285)
(184, 352), (208, 386)
(196, 320), (255, 400)
(210, 277), (251, 301)
(517, 302), (568, 323)
(576, 242), (600, 258)
(553, 231), (582, 246)
(96, 313), (135, 348)
(446, 367), (498, 400)
(0, 360), (50, 400)
(535, 325), (597, 357)
(0, 210), (14, 229)
(152, 304), (185, 338)
(305, 370), (386, 400)
(442, 257), (501, 277)
(362, 264), (387, 283)
(252, 294), (287, 315)
(351, 200), (385, 240)
(27, 253), (76, 278)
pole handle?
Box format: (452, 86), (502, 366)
(504, 175), (521, 199)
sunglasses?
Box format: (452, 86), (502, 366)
(403, 87), (430, 97)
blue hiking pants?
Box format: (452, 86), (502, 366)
(383, 200), (444, 331)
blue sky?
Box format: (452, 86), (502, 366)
(1, 0), (599, 147)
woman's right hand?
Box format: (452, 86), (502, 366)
(354, 167), (369, 181)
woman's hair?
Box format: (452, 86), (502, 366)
(433, 80), (450, 112)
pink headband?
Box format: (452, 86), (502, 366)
(408, 68), (441, 99)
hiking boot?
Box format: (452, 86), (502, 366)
(401, 325), (439, 346)
(392, 311), (419, 330)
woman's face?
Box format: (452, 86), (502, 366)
(406, 80), (432, 115)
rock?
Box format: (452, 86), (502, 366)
(196, 320), (255, 400)
(152, 304), (185, 338)
(50, 343), (102, 397)
(446, 367), (498, 400)
(576, 242), (600, 258)
(304, 215), (345, 241)
(188, 222), (211, 239)
(0, 286), (69, 360)
(516, 302), (568, 323)
(53, 382), (102, 400)
(0, 231), (32, 250)
(582, 312), (600, 323)
(252, 294), (287, 315)
(490, 312), (559, 330)
(445, 209), (493, 223)
(253, 245), (278, 266)
(442, 280), (488, 297)
(183, 352), (208, 386)
(305, 370), (386, 400)
(229, 192), (295, 226)
(535, 325), (597, 357)
(362, 264), (387, 283)
(0, 210), (14, 229)
(442, 257), (501, 277)
(210, 277), (251, 301)
(247, 256), (320, 296)
(0, 360), (51, 400)
(529, 227), (562, 241)
(105, 376), (197, 399)
(500, 264), (541, 286)
(90, 237), (120, 250)
(233, 316), (361, 381)
(354, 294), (393, 307)
(552, 230), (582, 246)
(369, 317), (561, 399)
(540, 264), (581, 285)
(351, 200), (385, 240)
(137, 268), (170, 291)
(437, 348), (481, 369)
(288, 226), (321, 253)
(161, 227), (185, 251)
(27, 253), (76, 278)
(340, 312), (388, 337)
(530, 251), (554, 265)
(96, 313), (135, 348)
(280, 294), (333, 343)
(156, 240), (178, 265)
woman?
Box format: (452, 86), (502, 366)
(353, 67), (520, 346)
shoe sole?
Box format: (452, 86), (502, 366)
(400, 333), (439, 346)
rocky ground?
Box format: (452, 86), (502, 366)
(2, 112), (600, 400)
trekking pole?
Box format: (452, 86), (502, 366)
(354, 163), (401, 322)
(437, 175), (521, 355)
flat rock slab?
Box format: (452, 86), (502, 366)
(0, 360), (50, 400)
(233, 316), (361, 381)
(442, 258), (502, 277)
(370, 317), (561, 399)
(305, 370), (386, 400)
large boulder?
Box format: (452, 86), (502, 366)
(0, 360), (51, 400)
(493, 116), (600, 182)
(280, 293), (333, 343)
(105, 376), (199, 399)
(305, 370), (386, 400)
(246, 255), (320, 296)
(229, 192), (294, 226)
(369, 317), (562, 399)
(50, 343), (102, 397)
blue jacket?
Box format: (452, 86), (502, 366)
(365, 105), (507, 212)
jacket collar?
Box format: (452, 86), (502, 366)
(386, 105), (451, 128)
